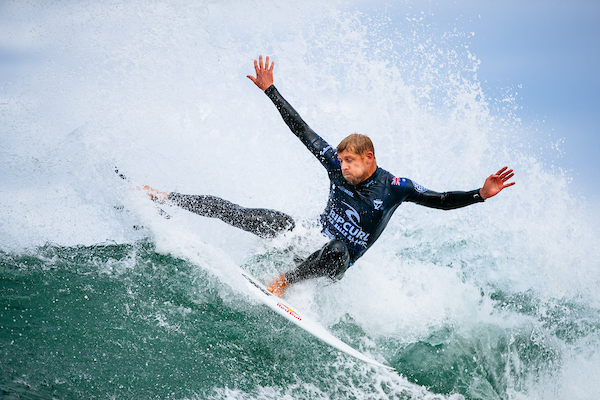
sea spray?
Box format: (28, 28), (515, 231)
(1, 1), (599, 399)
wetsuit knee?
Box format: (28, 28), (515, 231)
(285, 239), (350, 284)
(320, 239), (351, 280)
(248, 209), (295, 238)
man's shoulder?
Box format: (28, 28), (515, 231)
(374, 169), (416, 201)
(373, 167), (404, 186)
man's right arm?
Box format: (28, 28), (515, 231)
(247, 55), (317, 145)
(264, 85), (338, 171)
(264, 85), (318, 147)
(247, 56), (337, 170)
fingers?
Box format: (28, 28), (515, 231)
(262, 56), (274, 71)
(495, 166), (508, 176)
(253, 55), (274, 73)
(500, 169), (514, 182)
(495, 166), (514, 182)
(248, 55), (275, 90)
(255, 55), (267, 72)
(502, 171), (514, 182)
(496, 166), (515, 190)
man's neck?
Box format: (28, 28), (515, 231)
(357, 164), (378, 185)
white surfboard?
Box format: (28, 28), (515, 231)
(241, 270), (394, 370)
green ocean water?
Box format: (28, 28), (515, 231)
(2, 241), (599, 399)
(2, 1), (600, 398)
(0, 242), (392, 399)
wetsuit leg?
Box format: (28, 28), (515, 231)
(168, 193), (295, 239)
(285, 239), (351, 284)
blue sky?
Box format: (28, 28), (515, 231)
(350, 0), (600, 203)
(425, 0), (600, 202)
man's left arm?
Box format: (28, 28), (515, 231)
(403, 167), (515, 210)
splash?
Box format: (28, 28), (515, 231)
(1, 1), (599, 399)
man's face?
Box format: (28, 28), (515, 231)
(338, 149), (374, 185)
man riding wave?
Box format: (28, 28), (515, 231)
(143, 55), (515, 297)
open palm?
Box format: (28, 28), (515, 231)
(480, 167), (515, 199)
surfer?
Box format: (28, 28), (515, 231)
(143, 55), (515, 297)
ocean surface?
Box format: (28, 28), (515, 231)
(2, 1), (599, 399)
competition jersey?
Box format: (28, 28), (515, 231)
(265, 85), (484, 262)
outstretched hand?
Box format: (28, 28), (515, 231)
(480, 167), (515, 200)
(247, 55), (274, 91)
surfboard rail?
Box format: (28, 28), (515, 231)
(241, 270), (394, 370)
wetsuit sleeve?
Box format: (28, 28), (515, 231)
(399, 179), (485, 210)
(264, 85), (338, 172)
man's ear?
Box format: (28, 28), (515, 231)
(363, 151), (375, 164)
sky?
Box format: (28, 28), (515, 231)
(424, 0), (600, 202)
(1, 0), (599, 204)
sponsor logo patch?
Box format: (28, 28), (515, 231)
(277, 303), (301, 321)
(319, 145), (333, 156)
(326, 203), (370, 248)
(373, 199), (383, 210)
(413, 182), (427, 193)
(337, 185), (355, 198)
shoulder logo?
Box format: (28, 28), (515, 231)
(319, 145), (333, 156)
(413, 182), (427, 193)
(391, 177), (404, 186)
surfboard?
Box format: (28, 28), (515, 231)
(240, 270), (394, 370)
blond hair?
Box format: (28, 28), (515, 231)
(336, 133), (375, 158)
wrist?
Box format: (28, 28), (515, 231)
(476, 189), (486, 201)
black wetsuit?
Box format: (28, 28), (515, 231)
(169, 84), (485, 284)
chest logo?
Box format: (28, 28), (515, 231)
(342, 202), (361, 225)
(373, 199), (383, 210)
(326, 203), (371, 248)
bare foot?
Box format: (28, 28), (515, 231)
(138, 185), (169, 204)
(267, 274), (290, 298)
